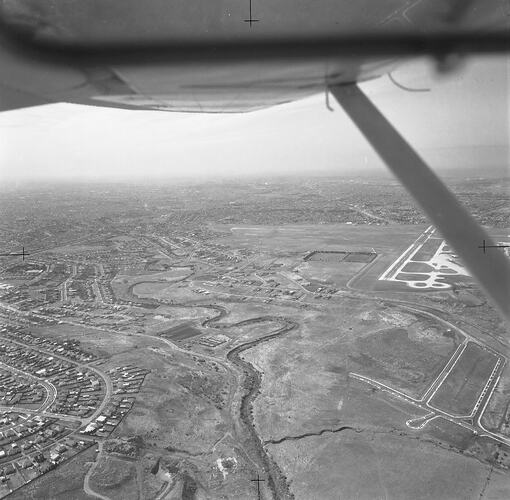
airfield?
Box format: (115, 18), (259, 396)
(378, 225), (470, 290)
(2, 220), (510, 499)
(208, 225), (510, 498)
(211, 223), (478, 291)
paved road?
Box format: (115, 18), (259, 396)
(83, 441), (111, 500)
(0, 360), (57, 412)
(350, 339), (509, 446)
(0, 332), (113, 428)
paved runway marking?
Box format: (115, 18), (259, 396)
(379, 226), (470, 289)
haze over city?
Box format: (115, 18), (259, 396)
(1, 57), (508, 183)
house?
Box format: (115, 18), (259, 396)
(83, 423), (98, 434)
(55, 443), (66, 454)
(3, 464), (15, 475)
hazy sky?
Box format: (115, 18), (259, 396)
(0, 56), (508, 182)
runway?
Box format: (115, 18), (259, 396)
(378, 225), (470, 289)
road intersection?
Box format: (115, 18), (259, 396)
(350, 335), (509, 446)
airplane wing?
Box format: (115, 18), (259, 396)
(0, 0), (508, 113)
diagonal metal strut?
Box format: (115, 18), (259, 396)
(330, 83), (510, 325)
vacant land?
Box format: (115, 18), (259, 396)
(429, 342), (499, 416)
(351, 325), (458, 397)
(344, 252), (376, 263)
(402, 262), (436, 273)
(132, 281), (174, 297)
(160, 322), (203, 340)
(267, 426), (489, 500)
(89, 456), (138, 500)
(395, 272), (430, 281)
(297, 260), (365, 288)
(112, 267), (193, 300)
(214, 224), (424, 258)
(306, 251), (349, 262)
(306, 251), (376, 264)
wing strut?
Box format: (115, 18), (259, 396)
(329, 83), (510, 325)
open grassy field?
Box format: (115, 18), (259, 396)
(351, 325), (458, 397)
(297, 260), (365, 288)
(480, 367), (510, 435)
(89, 456), (138, 500)
(395, 272), (431, 281)
(9, 444), (97, 500)
(132, 281), (173, 297)
(212, 224), (428, 254)
(236, 292), (510, 499)
(402, 262), (436, 273)
(244, 299), (460, 436)
(212, 223), (438, 292)
(112, 266), (193, 300)
(429, 342), (499, 416)
(267, 425), (489, 500)
(214, 224), (426, 293)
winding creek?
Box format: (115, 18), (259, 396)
(125, 281), (297, 499)
(223, 318), (297, 500)
(120, 267), (505, 499)
(204, 306), (298, 499)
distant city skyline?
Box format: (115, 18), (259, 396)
(0, 56), (508, 182)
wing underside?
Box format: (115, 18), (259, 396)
(0, 0), (508, 113)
